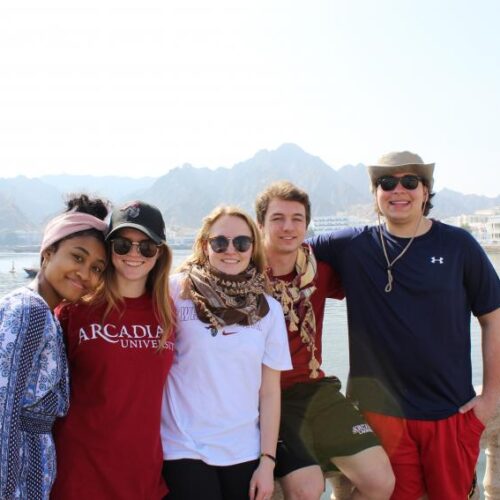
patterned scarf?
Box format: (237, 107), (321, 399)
(269, 245), (320, 378)
(186, 263), (270, 331)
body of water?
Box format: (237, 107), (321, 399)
(1, 249), (499, 498)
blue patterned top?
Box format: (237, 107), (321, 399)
(0, 287), (69, 499)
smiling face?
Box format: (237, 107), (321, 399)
(111, 227), (161, 291)
(260, 198), (307, 256)
(376, 171), (429, 230)
(41, 235), (107, 309)
(205, 215), (253, 275)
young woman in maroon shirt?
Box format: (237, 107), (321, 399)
(51, 201), (175, 500)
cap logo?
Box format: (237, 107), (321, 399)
(121, 202), (141, 219)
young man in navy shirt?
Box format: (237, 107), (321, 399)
(310, 151), (500, 499)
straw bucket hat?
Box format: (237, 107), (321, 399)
(367, 151), (435, 190)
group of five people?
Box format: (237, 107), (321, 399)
(1, 150), (499, 500)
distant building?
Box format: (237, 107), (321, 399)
(443, 207), (500, 246)
(165, 226), (196, 249)
(311, 213), (370, 235)
(486, 214), (500, 243)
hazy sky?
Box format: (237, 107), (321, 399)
(0, 0), (499, 196)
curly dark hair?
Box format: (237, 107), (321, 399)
(45, 193), (109, 254)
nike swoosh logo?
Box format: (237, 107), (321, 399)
(222, 331), (238, 336)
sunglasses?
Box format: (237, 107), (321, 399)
(111, 237), (160, 258)
(208, 235), (253, 253)
(376, 175), (423, 192)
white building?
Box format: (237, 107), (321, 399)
(311, 214), (370, 235)
(486, 214), (500, 243)
(443, 207), (500, 245)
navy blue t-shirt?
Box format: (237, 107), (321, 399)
(310, 220), (500, 419)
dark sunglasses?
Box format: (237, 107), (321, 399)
(376, 175), (423, 192)
(111, 237), (160, 258)
(208, 235), (253, 253)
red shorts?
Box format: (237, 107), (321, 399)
(363, 410), (484, 500)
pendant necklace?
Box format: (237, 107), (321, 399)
(377, 213), (423, 293)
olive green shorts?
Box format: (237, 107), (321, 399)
(275, 376), (380, 477)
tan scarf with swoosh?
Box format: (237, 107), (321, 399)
(184, 263), (270, 331)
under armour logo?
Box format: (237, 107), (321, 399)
(430, 256), (444, 264)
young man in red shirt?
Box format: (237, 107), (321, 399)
(255, 181), (394, 500)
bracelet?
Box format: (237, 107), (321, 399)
(260, 453), (276, 463)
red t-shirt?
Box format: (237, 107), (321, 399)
(276, 261), (344, 390)
(51, 295), (174, 500)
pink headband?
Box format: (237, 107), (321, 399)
(40, 212), (108, 253)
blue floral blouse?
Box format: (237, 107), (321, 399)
(0, 287), (69, 499)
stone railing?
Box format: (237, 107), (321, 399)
(272, 399), (500, 499)
(480, 400), (500, 500)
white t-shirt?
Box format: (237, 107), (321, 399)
(161, 273), (292, 466)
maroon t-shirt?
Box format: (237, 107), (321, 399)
(51, 295), (174, 500)
(277, 261), (344, 390)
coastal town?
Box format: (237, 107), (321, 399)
(164, 206), (500, 253)
(7, 206), (500, 255)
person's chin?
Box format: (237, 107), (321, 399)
(216, 264), (245, 275)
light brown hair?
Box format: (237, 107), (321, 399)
(255, 180), (311, 227)
(91, 236), (174, 349)
(179, 205), (266, 274)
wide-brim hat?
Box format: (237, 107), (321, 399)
(106, 201), (166, 244)
(367, 151), (435, 190)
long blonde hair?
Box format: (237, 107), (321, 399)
(91, 241), (174, 349)
(179, 205), (267, 274)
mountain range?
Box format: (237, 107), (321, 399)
(1, 143), (499, 242)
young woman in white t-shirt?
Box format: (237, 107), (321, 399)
(161, 206), (291, 500)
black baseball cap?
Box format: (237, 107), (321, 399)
(106, 201), (166, 244)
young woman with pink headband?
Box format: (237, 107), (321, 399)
(0, 194), (109, 500)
